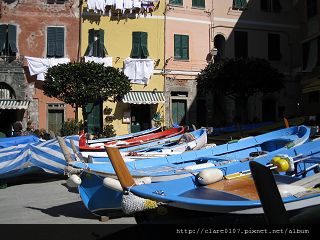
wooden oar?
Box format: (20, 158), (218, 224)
(105, 147), (136, 190)
(249, 161), (290, 224)
(284, 117), (289, 128)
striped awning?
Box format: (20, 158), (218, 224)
(122, 91), (165, 104)
(0, 100), (30, 110)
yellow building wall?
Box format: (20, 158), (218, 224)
(80, 2), (165, 135)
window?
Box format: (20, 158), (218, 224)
(261, 0), (282, 12)
(233, 0), (247, 10)
(130, 32), (149, 59)
(0, 83), (15, 99)
(169, 0), (183, 6)
(86, 102), (102, 134)
(85, 29), (107, 57)
(302, 38), (318, 72)
(268, 33), (281, 61)
(47, 27), (64, 58)
(192, 0), (205, 8)
(0, 24), (18, 59)
(307, 0), (317, 18)
(174, 34), (189, 60)
(47, 103), (65, 135)
(234, 31), (248, 58)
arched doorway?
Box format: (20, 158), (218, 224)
(214, 34), (226, 62)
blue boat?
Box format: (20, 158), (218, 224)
(0, 135), (79, 180)
(88, 128), (208, 161)
(67, 125), (311, 216)
(0, 135), (41, 149)
(119, 139), (320, 223)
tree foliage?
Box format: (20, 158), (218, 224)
(43, 61), (131, 130)
(196, 58), (284, 100)
(196, 58), (285, 123)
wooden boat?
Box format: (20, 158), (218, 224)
(85, 126), (162, 145)
(89, 128), (208, 160)
(108, 138), (320, 224)
(79, 126), (185, 156)
(0, 136), (79, 180)
(66, 126), (311, 216)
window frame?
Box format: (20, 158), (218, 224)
(268, 33), (281, 61)
(169, 0), (183, 6)
(130, 31), (149, 59)
(46, 26), (65, 58)
(174, 34), (189, 61)
(192, 0), (205, 9)
(234, 31), (248, 58)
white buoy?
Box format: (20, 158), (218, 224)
(66, 174), (82, 188)
(103, 177), (123, 192)
(197, 168), (224, 185)
(135, 177), (152, 185)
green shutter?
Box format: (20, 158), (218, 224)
(174, 35), (181, 59)
(0, 25), (6, 52)
(8, 24), (18, 53)
(97, 29), (106, 57)
(192, 0), (205, 8)
(55, 27), (64, 57)
(181, 35), (189, 60)
(85, 29), (95, 56)
(234, 0), (247, 9)
(170, 0), (182, 5)
(131, 32), (141, 58)
(47, 27), (56, 57)
(86, 102), (102, 134)
(140, 32), (149, 58)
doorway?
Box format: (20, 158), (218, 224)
(172, 99), (186, 125)
(131, 104), (151, 132)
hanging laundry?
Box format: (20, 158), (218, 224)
(25, 56), (70, 81)
(96, 0), (107, 14)
(123, 58), (154, 85)
(84, 56), (113, 67)
(124, 0), (133, 9)
(133, 0), (141, 8)
(105, 0), (115, 5)
(115, 0), (124, 10)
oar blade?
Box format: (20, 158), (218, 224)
(249, 161), (290, 224)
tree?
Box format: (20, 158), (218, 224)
(43, 61), (131, 132)
(196, 58), (284, 123)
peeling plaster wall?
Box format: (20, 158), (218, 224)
(1, 0), (80, 130)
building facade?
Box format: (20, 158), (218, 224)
(0, 0), (79, 136)
(80, 0), (165, 135)
(295, 0), (320, 120)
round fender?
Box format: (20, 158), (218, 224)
(103, 177), (123, 192)
(196, 168), (224, 185)
(66, 174), (82, 188)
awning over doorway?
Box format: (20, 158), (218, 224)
(0, 100), (30, 110)
(122, 91), (165, 104)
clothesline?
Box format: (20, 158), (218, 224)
(86, 0), (159, 14)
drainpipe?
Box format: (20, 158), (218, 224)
(75, 0), (83, 122)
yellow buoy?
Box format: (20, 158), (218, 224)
(274, 158), (290, 172)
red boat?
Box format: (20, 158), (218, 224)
(79, 127), (185, 152)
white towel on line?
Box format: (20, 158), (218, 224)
(25, 56), (70, 81)
(123, 58), (154, 85)
(84, 56), (113, 67)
